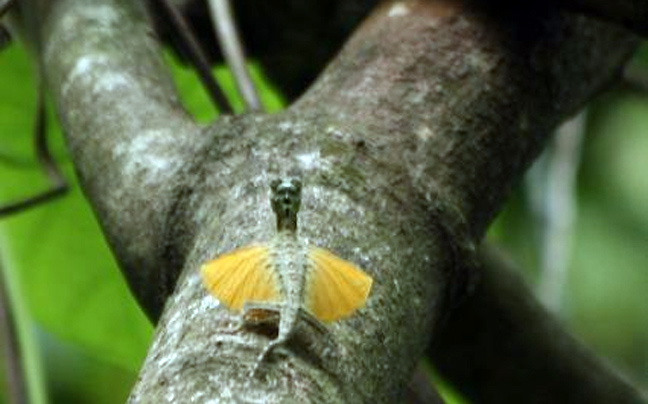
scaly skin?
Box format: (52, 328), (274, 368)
(251, 178), (309, 373)
(253, 232), (308, 366)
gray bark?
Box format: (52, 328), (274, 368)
(17, 0), (645, 402)
(19, 0), (204, 319)
(155, 0), (648, 100)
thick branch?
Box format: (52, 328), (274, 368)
(20, 0), (205, 319)
(157, 0), (647, 99)
(150, 0), (380, 99)
(295, 0), (637, 240)
(431, 245), (647, 403)
(20, 0), (641, 402)
(130, 1), (638, 403)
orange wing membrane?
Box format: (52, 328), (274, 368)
(305, 247), (373, 323)
(200, 179), (375, 375)
(201, 244), (281, 311)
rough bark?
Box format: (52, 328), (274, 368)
(18, 0), (644, 402)
(155, 0), (648, 100)
(19, 0), (204, 320)
(154, 0), (381, 99)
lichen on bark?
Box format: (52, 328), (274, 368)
(17, 0), (645, 402)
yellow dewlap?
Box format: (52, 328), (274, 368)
(200, 244), (372, 323)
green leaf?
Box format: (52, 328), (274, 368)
(0, 40), (285, 375)
(165, 51), (285, 121)
(1, 241), (48, 404)
(0, 44), (152, 372)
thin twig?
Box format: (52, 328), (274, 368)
(406, 366), (445, 404)
(0, 0), (15, 18)
(0, 83), (69, 218)
(527, 111), (586, 313)
(0, 0), (14, 51)
(0, 262), (27, 404)
(0, 24), (11, 50)
(208, 0), (262, 111)
(538, 112), (585, 312)
(152, 0), (233, 113)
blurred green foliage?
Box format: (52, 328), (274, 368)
(492, 46), (648, 386)
(0, 42), (286, 404)
(0, 43), (152, 403)
(0, 32), (647, 404)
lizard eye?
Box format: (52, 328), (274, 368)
(290, 179), (302, 192)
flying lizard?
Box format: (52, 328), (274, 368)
(201, 178), (373, 374)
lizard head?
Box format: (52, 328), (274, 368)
(270, 178), (302, 232)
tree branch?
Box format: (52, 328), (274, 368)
(406, 367), (445, 404)
(296, 1), (637, 240)
(0, 261), (27, 404)
(19, 0), (640, 402)
(527, 112), (586, 312)
(20, 0), (205, 319)
(150, 0), (233, 113)
(431, 245), (647, 403)
(0, 81), (68, 218)
(153, 0), (648, 99)
(0, 0), (14, 18)
(130, 1), (637, 402)
(207, 0), (261, 111)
